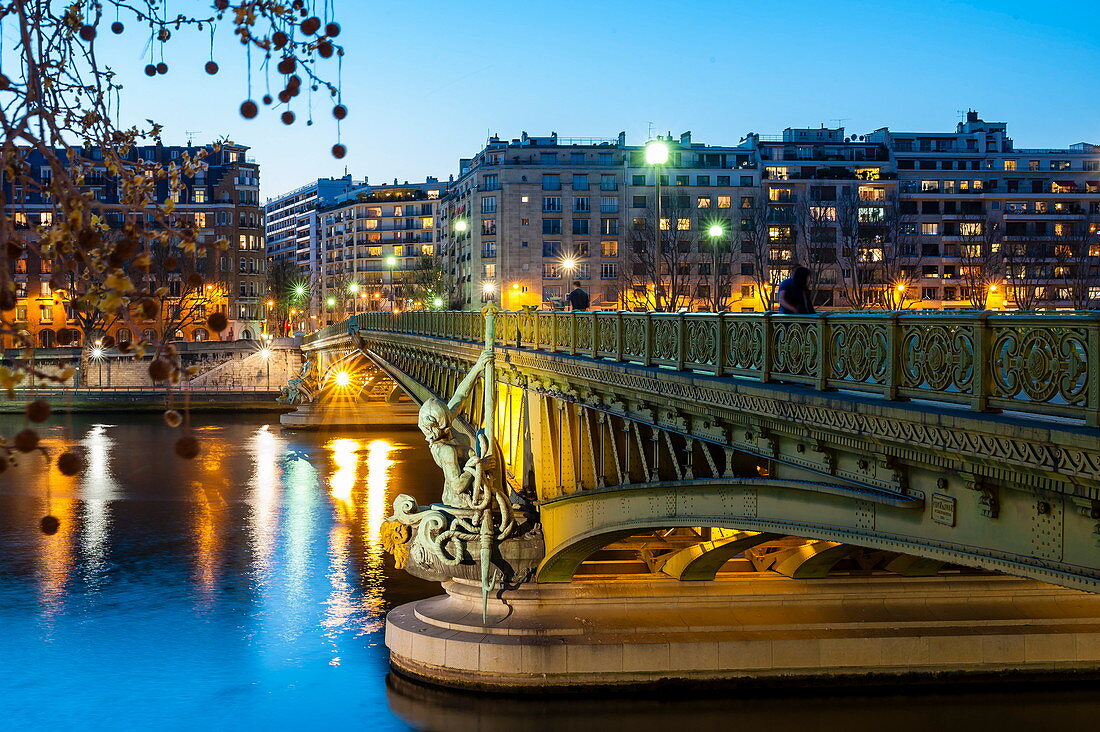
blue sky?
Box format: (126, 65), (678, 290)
(76, 0), (1100, 197)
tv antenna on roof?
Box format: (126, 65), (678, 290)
(185, 130), (202, 146)
(956, 110), (968, 122)
(831, 118), (849, 128)
(647, 121), (655, 139)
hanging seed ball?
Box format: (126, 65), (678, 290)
(301, 16), (321, 35)
(306, 120), (313, 126)
(156, 62), (168, 74)
(332, 104), (347, 120)
(273, 31), (288, 49)
(277, 90), (291, 103)
(205, 60), (219, 75)
(207, 312), (229, 332)
(0, 74), (9, 90)
(215, 0), (229, 9)
(277, 57), (295, 75)
(325, 22), (341, 37)
(0, 288), (16, 311)
(140, 298), (159, 319)
(157, 28), (171, 42)
(79, 24), (96, 41)
(14, 428), (39, 453)
(144, 64), (157, 77)
(240, 99), (258, 119)
(164, 409), (183, 428)
(111, 21), (124, 34)
(26, 399), (51, 423)
(318, 41), (334, 59)
(148, 357), (172, 382)
(57, 451), (84, 477)
(186, 273), (204, 289)
(175, 435), (200, 459)
(262, 94), (273, 105)
(40, 516), (61, 536)
(281, 111), (295, 125)
(332, 144), (347, 159)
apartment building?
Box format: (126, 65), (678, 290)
(316, 178), (447, 321)
(4, 141), (265, 347)
(439, 131), (760, 311)
(870, 111), (1100, 309)
(264, 175), (366, 318)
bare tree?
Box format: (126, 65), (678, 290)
(792, 189), (840, 308)
(956, 214), (1004, 309)
(740, 189), (780, 311)
(879, 190), (923, 310)
(833, 185), (884, 310)
(1052, 215), (1100, 310)
(1001, 235), (1052, 311)
(624, 199), (701, 311)
(0, 2), (346, 468)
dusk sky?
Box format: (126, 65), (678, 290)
(88, 0), (1100, 197)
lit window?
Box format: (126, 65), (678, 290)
(600, 241), (618, 257)
(676, 218), (691, 231)
(717, 196), (731, 209)
(421, 217), (434, 229)
(1003, 160), (1017, 171)
(696, 196), (711, 208)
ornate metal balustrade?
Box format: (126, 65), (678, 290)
(311, 311), (1100, 426)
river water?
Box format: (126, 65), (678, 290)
(1, 414), (1098, 731)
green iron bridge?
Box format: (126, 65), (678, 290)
(300, 309), (1100, 594)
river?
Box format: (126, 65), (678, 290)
(0, 414), (1097, 731)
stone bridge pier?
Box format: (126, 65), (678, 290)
(304, 310), (1100, 689)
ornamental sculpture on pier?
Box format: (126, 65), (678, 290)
(381, 307), (542, 618)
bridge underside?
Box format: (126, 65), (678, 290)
(296, 315), (1100, 689)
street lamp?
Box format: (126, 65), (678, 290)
(90, 339), (105, 387)
(646, 139), (670, 309)
(453, 219), (469, 233)
(259, 347), (271, 389)
(384, 255), (398, 312)
(705, 223), (727, 310)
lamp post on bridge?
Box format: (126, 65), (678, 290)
(645, 139), (670, 311)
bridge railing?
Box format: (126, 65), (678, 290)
(347, 310), (1100, 426)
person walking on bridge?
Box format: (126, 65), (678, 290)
(565, 281), (590, 311)
(777, 266), (816, 315)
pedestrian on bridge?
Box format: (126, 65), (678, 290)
(565, 281), (590, 311)
(778, 266), (816, 315)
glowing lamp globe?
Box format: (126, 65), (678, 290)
(707, 224), (725, 238)
(645, 140), (670, 166)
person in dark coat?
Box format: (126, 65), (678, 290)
(565, 281), (590, 311)
(777, 266), (815, 314)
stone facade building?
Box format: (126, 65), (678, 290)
(316, 178), (447, 323)
(4, 141), (265, 346)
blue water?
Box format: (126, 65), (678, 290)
(0, 414), (436, 731)
(3, 414), (1100, 732)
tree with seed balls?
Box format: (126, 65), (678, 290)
(0, 2), (349, 485)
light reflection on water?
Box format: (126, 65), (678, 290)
(3, 414), (1100, 731)
(0, 413), (436, 730)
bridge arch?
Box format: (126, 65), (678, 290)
(536, 480), (1099, 592)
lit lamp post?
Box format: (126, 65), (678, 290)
(482, 280), (496, 304)
(645, 139), (670, 310)
(560, 257), (577, 310)
(706, 223), (726, 311)
(347, 281), (360, 315)
(259, 346), (271, 389)
(90, 339), (105, 387)
(453, 219), (469, 306)
(385, 255), (398, 312)
(326, 296), (336, 324)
